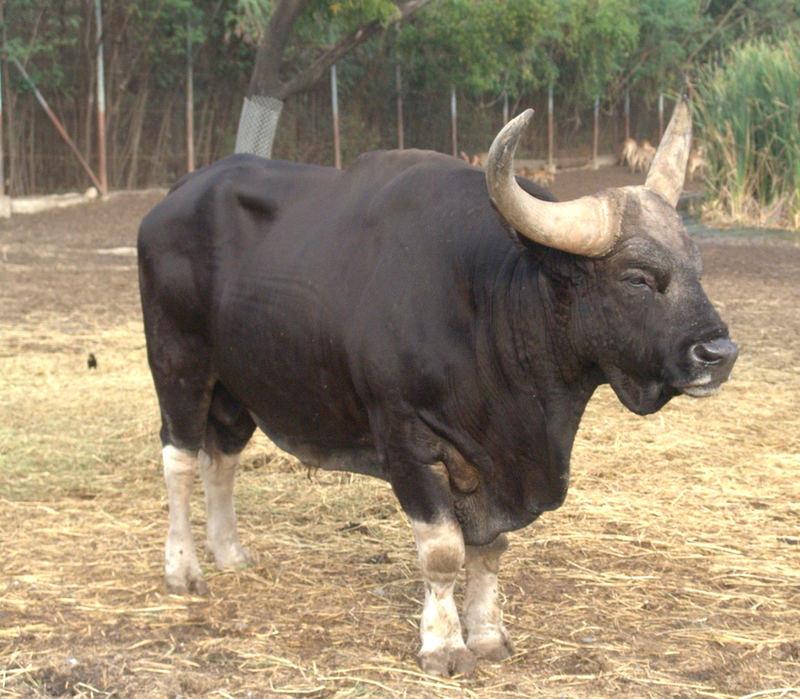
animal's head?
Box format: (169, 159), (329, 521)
(486, 99), (738, 415)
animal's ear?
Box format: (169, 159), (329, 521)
(499, 218), (536, 251)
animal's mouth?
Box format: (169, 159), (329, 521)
(674, 377), (725, 398)
(604, 367), (675, 416)
(671, 336), (738, 399)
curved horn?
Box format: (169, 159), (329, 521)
(486, 110), (621, 257)
(645, 96), (692, 207)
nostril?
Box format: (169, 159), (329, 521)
(691, 342), (722, 365)
(690, 338), (738, 366)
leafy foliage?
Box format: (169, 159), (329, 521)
(395, 0), (558, 97)
(3, 0), (800, 204)
(695, 36), (800, 230)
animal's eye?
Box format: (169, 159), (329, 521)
(622, 270), (655, 290)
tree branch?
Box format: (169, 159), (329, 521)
(258, 0), (433, 100)
(247, 0), (308, 96)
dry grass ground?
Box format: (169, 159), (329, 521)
(0, 178), (799, 698)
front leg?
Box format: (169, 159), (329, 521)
(163, 445), (206, 595)
(464, 533), (515, 661)
(410, 518), (476, 677)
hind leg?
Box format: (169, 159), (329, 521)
(158, 383), (213, 595)
(161, 408), (255, 592)
(144, 319), (216, 593)
(199, 448), (251, 569)
(163, 445), (207, 594)
(200, 402), (256, 570)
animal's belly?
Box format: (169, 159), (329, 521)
(217, 352), (372, 450)
(250, 410), (387, 480)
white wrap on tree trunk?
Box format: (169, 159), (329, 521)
(234, 95), (284, 158)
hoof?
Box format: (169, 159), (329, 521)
(209, 543), (253, 571)
(419, 646), (477, 677)
(165, 572), (208, 596)
(468, 632), (515, 662)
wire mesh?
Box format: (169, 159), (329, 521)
(234, 95), (284, 158)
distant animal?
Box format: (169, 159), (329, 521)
(87, 353), (97, 370)
(471, 152), (488, 168)
(620, 138), (657, 174)
(517, 167), (554, 187)
(459, 151), (489, 169)
(620, 137), (639, 171)
(637, 139), (657, 172)
(138, 98), (737, 677)
(688, 145), (708, 181)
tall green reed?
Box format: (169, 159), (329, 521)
(694, 37), (800, 231)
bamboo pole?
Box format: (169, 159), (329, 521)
(11, 57), (103, 192)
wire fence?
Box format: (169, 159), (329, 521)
(3, 70), (666, 197)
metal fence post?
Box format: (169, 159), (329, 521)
(331, 64), (341, 169)
(450, 87), (457, 157)
(95, 0), (107, 194)
(547, 80), (554, 171)
(186, 11), (194, 173)
(396, 64), (404, 150)
(593, 96), (599, 169)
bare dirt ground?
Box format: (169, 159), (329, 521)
(0, 167), (799, 698)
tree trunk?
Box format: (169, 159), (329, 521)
(235, 0), (434, 158)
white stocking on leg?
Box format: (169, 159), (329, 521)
(464, 533), (514, 661)
(198, 448), (252, 570)
(163, 445), (206, 595)
(411, 518), (476, 677)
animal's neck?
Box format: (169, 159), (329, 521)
(486, 252), (595, 400)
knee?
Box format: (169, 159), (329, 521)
(412, 519), (465, 584)
(163, 445), (197, 479)
(466, 533), (508, 575)
(198, 449), (239, 484)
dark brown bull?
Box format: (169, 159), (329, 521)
(138, 98), (736, 677)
